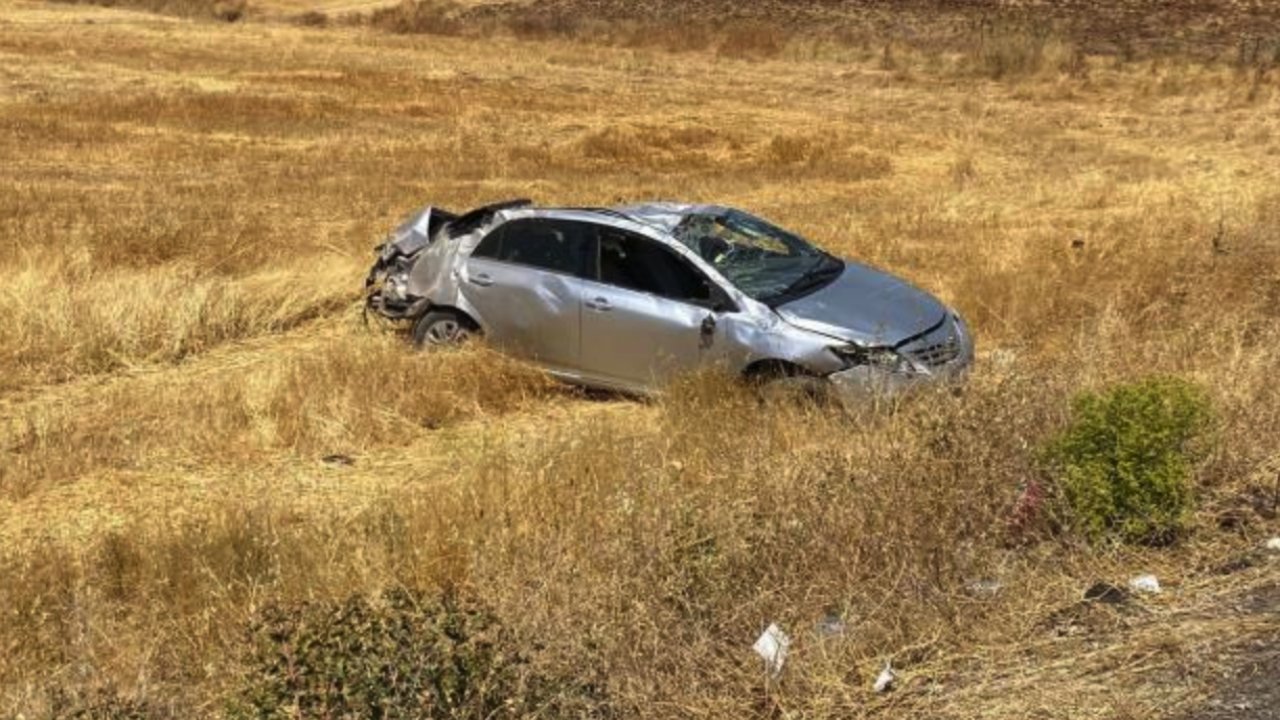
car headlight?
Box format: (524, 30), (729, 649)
(832, 345), (919, 375)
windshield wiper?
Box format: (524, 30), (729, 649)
(764, 254), (844, 306)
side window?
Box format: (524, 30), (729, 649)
(480, 218), (591, 277)
(472, 226), (504, 259)
(597, 228), (714, 304)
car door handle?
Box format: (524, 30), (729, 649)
(469, 272), (494, 287)
(585, 296), (612, 311)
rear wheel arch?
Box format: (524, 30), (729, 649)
(425, 303), (480, 326)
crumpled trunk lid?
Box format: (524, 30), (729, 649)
(364, 205), (455, 320)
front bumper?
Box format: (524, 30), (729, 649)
(826, 312), (974, 400)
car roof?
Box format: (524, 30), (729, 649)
(512, 202), (730, 234)
(611, 202), (730, 232)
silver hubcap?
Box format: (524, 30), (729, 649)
(425, 318), (467, 346)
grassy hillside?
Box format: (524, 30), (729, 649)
(1, 0), (1278, 717)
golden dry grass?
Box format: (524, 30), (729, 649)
(1, 0), (1279, 717)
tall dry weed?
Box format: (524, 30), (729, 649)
(0, 336), (559, 499)
(0, 257), (358, 391)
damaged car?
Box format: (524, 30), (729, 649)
(365, 200), (973, 398)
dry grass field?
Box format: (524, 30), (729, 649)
(2, 0), (1279, 717)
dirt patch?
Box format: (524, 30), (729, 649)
(1180, 582), (1280, 720)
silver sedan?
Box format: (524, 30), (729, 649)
(365, 200), (973, 397)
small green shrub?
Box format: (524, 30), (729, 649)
(1044, 376), (1213, 544)
(233, 589), (566, 719)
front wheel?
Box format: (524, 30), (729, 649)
(744, 361), (830, 404)
(412, 309), (477, 349)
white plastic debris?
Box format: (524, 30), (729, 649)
(967, 579), (1003, 597)
(874, 661), (896, 693)
(753, 623), (791, 677)
(1265, 537), (1280, 553)
(988, 348), (1019, 370)
(1128, 574), (1162, 594)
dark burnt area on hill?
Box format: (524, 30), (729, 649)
(464, 0), (1280, 61)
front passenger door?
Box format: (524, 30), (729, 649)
(578, 226), (721, 390)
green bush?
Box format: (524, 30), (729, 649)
(1044, 377), (1213, 544)
(233, 588), (578, 719)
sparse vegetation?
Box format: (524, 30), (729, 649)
(369, 0), (463, 35)
(2, 0), (1279, 718)
(290, 9), (326, 26)
(233, 589), (583, 719)
(48, 686), (162, 720)
(50, 0), (248, 21)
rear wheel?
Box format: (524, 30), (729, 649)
(412, 309), (478, 349)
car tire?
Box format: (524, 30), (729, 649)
(746, 362), (830, 404)
(412, 309), (477, 349)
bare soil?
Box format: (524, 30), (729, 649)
(1186, 582), (1280, 720)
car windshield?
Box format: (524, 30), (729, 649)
(672, 210), (842, 304)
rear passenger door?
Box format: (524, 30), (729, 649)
(460, 217), (592, 373)
(578, 225), (721, 390)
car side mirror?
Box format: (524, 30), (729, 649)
(706, 286), (737, 314)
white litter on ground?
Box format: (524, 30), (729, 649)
(1128, 574), (1162, 594)
(1265, 537), (1280, 553)
(753, 623), (791, 677)
(874, 662), (896, 693)
(967, 579), (1003, 596)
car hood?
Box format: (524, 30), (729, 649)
(774, 261), (948, 346)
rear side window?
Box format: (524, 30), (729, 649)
(597, 228), (714, 304)
(472, 218), (592, 277)
(472, 226), (504, 259)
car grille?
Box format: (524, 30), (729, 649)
(909, 331), (961, 368)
